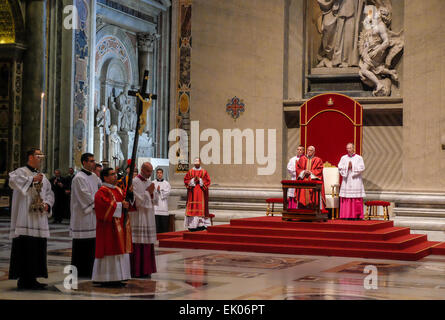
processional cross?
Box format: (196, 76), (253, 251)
(123, 70), (157, 226)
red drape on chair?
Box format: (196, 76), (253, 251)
(300, 93), (363, 166)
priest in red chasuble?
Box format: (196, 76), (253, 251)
(92, 167), (132, 287)
(184, 158), (211, 231)
(295, 146), (326, 210)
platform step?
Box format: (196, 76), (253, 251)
(183, 232), (427, 251)
(207, 225), (410, 241)
(230, 217), (394, 232)
(159, 237), (437, 261)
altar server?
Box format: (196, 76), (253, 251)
(8, 148), (54, 290)
(338, 143), (366, 220)
(153, 168), (171, 233)
(70, 152), (99, 278)
(287, 145), (305, 209)
(129, 162), (159, 278)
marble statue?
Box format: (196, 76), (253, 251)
(109, 89), (123, 131)
(95, 104), (111, 135)
(316, 0), (337, 68)
(317, 0), (365, 68)
(108, 124), (124, 168)
(116, 84), (129, 112)
(358, 4), (404, 96)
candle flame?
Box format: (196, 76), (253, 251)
(41, 92), (45, 98)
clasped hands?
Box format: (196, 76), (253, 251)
(145, 183), (155, 195)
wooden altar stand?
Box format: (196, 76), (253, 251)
(281, 180), (328, 222)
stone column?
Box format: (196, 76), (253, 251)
(71, 0), (95, 168)
(21, 0), (47, 159)
(137, 33), (157, 91)
(137, 32), (159, 156)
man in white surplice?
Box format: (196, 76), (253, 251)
(153, 168), (171, 233)
(130, 162), (159, 278)
(338, 143), (366, 220)
(286, 145), (305, 209)
(8, 148), (54, 290)
(70, 152), (100, 278)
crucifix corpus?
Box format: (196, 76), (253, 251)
(123, 70), (157, 226)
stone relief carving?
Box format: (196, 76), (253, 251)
(313, 0), (403, 96)
(316, 0), (365, 68)
(137, 32), (160, 52)
(108, 124), (124, 168)
(121, 102), (138, 132)
(108, 88), (123, 132)
(358, 3), (404, 96)
(95, 104), (111, 135)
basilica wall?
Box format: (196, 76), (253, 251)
(402, 0), (445, 193)
(169, 0), (445, 198)
(169, 0), (286, 190)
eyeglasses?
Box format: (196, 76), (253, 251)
(35, 154), (46, 159)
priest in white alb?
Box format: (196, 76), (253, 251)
(338, 143), (366, 220)
(8, 148), (54, 290)
(130, 162), (159, 278)
(286, 145), (305, 209)
(70, 152), (100, 278)
(153, 167), (171, 233)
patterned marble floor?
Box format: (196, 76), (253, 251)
(1, 218), (445, 300)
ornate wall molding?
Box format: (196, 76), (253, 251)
(174, 0), (192, 173)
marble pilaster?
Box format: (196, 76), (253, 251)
(21, 0), (47, 160)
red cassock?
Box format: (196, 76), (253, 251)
(94, 186), (132, 259)
(184, 169), (211, 217)
(295, 156), (326, 210)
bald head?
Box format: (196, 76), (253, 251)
(307, 146), (315, 157)
(140, 162), (153, 179)
(346, 143), (355, 155)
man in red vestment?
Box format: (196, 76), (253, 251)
(92, 167), (132, 287)
(184, 158), (211, 231)
(295, 146), (326, 210)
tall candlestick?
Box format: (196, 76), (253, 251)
(40, 92), (45, 151)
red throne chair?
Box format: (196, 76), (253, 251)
(299, 93), (363, 219)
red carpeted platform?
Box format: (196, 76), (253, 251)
(158, 216), (445, 261)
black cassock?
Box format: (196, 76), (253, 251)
(49, 176), (66, 223)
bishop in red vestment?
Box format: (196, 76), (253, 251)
(295, 146), (326, 210)
(92, 168), (132, 287)
(184, 158), (211, 231)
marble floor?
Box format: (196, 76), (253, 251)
(1, 217), (445, 301)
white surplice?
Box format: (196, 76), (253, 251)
(338, 154), (366, 198)
(130, 176), (159, 244)
(286, 155), (300, 198)
(70, 170), (100, 239)
(8, 167), (55, 239)
(153, 179), (171, 216)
